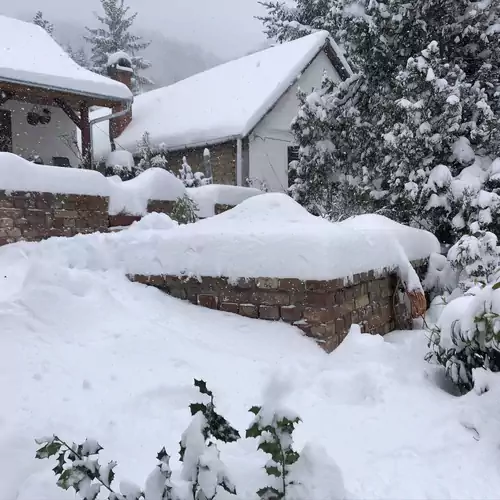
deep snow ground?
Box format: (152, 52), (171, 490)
(1, 245), (500, 499)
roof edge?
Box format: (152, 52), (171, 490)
(0, 75), (133, 104)
(241, 33), (352, 139)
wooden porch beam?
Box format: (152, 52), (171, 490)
(80, 102), (92, 170)
(54, 98), (82, 128)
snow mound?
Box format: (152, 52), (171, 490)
(0, 152), (109, 196)
(106, 150), (135, 168)
(108, 168), (186, 215)
(128, 212), (178, 232)
(0, 154), (186, 216)
(187, 184), (263, 218)
(4, 193), (439, 284)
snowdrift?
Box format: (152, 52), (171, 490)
(0, 153), (185, 215)
(1, 193), (439, 284)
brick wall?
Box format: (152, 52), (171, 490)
(0, 190), (108, 245)
(0, 191), (179, 245)
(166, 141), (237, 185)
(131, 269), (413, 352)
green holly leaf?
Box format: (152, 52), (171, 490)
(245, 422), (262, 438)
(249, 405), (261, 415)
(189, 402), (206, 416)
(265, 465), (281, 477)
(35, 440), (62, 459)
(257, 486), (282, 499)
(194, 379), (213, 397)
(492, 281), (500, 290)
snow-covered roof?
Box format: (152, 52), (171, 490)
(0, 15), (132, 103)
(92, 31), (350, 158)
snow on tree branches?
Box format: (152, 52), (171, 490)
(85, 0), (152, 95)
(33, 11), (54, 36)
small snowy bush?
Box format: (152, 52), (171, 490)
(246, 405), (301, 499)
(35, 377), (344, 500)
(426, 230), (500, 391)
(137, 132), (170, 175)
(170, 195), (199, 225)
(178, 157), (207, 188)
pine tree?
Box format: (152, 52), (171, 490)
(33, 11), (54, 36)
(67, 46), (92, 69)
(257, 0), (334, 43)
(84, 0), (153, 94)
(179, 157), (207, 188)
(283, 0), (500, 244)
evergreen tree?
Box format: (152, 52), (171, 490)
(84, 0), (153, 94)
(33, 11), (54, 36)
(179, 157), (207, 188)
(66, 46), (92, 69)
(257, 0), (334, 43)
(280, 0), (500, 244)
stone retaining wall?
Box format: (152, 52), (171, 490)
(132, 269), (413, 352)
(0, 190), (184, 245)
(0, 190), (108, 245)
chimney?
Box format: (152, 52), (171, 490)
(106, 51), (133, 141)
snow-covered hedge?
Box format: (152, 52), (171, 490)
(0, 153), (186, 216)
(426, 227), (500, 391)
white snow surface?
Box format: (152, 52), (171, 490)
(0, 154), (185, 215)
(0, 194), (439, 283)
(187, 184), (263, 218)
(91, 31), (348, 158)
(1, 241), (499, 500)
(106, 150), (135, 168)
(0, 15), (132, 101)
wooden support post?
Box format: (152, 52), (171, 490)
(80, 103), (91, 170)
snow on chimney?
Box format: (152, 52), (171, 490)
(107, 51), (133, 141)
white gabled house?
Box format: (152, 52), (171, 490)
(93, 31), (351, 192)
(0, 15), (132, 169)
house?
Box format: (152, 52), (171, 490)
(0, 15), (132, 169)
(93, 31), (351, 192)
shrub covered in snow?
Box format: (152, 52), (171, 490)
(178, 157), (207, 188)
(426, 229), (500, 391)
(170, 194), (199, 225)
(137, 132), (170, 175)
(35, 378), (344, 500)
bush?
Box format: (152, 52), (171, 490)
(170, 195), (199, 225)
(35, 378), (343, 500)
(425, 229), (500, 392)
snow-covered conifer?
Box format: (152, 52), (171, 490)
(33, 11), (54, 36)
(178, 157), (206, 188)
(85, 0), (152, 94)
(257, 0), (334, 43)
(137, 132), (169, 174)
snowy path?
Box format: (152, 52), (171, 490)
(1, 247), (500, 498)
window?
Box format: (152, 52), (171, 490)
(287, 145), (299, 164)
(0, 109), (12, 153)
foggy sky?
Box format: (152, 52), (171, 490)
(0, 0), (267, 58)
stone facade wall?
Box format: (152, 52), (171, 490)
(166, 141), (237, 186)
(0, 191), (179, 244)
(132, 269), (412, 352)
(0, 190), (108, 245)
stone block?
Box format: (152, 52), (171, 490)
(220, 302), (239, 314)
(251, 291), (290, 306)
(280, 305), (302, 322)
(233, 277), (253, 290)
(0, 218), (13, 228)
(170, 288), (187, 300)
(355, 295), (370, 309)
(240, 304), (258, 318)
(335, 317), (346, 335)
(54, 210), (78, 219)
(0, 198), (13, 208)
(198, 294), (219, 309)
(278, 278), (305, 292)
(303, 292), (333, 307)
(256, 278), (279, 290)
(303, 307), (332, 324)
(310, 325), (327, 338)
(259, 305), (280, 320)
(304, 279), (340, 292)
